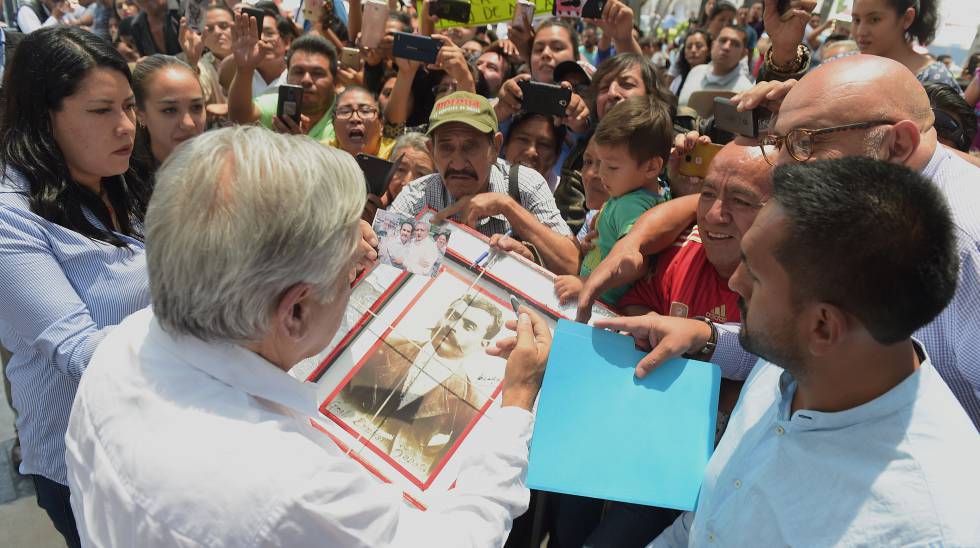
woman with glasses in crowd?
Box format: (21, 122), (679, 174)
(850, 0), (958, 88)
(328, 86), (395, 159)
(0, 27), (151, 547)
(130, 54), (207, 187)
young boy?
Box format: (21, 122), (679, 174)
(554, 95), (673, 305)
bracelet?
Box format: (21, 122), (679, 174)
(682, 316), (717, 361)
(765, 43), (807, 74)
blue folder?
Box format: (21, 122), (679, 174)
(527, 319), (721, 511)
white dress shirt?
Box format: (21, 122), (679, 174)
(65, 308), (534, 547)
(651, 346), (980, 547)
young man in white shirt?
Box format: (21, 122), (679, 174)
(677, 25), (755, 108)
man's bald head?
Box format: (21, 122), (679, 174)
(698, 142), (772, 278)
(772, 55), (936, 169)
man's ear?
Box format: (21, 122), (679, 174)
(491, 131), (504, 157)
(276, 283), (315, 340)
(885, 120), (921, 164)
(806, 302), (847, 358)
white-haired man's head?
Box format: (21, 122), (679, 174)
(146, 126), (366, 368)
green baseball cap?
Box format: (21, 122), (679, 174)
(426, 91), (498, 136)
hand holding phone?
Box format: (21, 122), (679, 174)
(241, 6), (266, 39)
(276, 84), (304, 126)
(518, 80), (571, 118)
(714, 97), (773, 138)
(678, 143), (723, 178)
(392, 32), (443, 64)
(340, 47), (362, 70)
(511, 0), (535, 30)
(361, 0), (389, 49)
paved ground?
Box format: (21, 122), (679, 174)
(0, 389), (64, 548)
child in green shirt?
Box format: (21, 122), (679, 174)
(555, 95), (673, 306)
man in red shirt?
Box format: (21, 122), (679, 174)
(620, 143), (771, 323)
(619, 143), (772, 415)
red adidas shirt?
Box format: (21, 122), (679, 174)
(619, 226), (741, 324)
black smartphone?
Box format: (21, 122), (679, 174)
(431, 0), (471, 24)
(713, 97), (773, 138)
(519, 80), (572, 118)
(581, 0), (606, 19)
(392, 32), (442, 64)
(276, 84), (303, 125)
(241, 6), (266, 38)
(356, 153), (396, 196)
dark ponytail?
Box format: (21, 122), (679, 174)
(887, 0), (939, 46)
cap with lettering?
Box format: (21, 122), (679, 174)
(426, 91), (498, 136)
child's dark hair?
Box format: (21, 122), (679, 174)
(593, 95), (673, 165)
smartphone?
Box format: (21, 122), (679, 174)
(679, 143), (724, 178)
(181, 0), (208, 32)
(340, 47), (362, 69)
(774, 0), (817, 17)
(302, 0), (324, 25)
(519, 80), (571, 118)
(361, 0), (389, 49)
(713, 97), (773, 138)
(511, 0), (535, 30)
(392, 32), (443, 64)
(356, 153), (396, 196)
(241, 6), (266, 38)
(553, 0), (604, 18)
(276, 84), (304, 125)
(432, 0), (471, 24)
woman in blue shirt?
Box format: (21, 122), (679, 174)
(0, 26), (150, 547)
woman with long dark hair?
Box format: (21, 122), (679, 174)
(669, 29), (712, 96)
(0, 26), (150, 547)
(131, 54), (206, 186)
(851, 0), (958, 88)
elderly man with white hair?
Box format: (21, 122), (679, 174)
(63, 126), (553, 547)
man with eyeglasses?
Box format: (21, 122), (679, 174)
(578, 53), (980, 431)
(227, 12), (340, 140)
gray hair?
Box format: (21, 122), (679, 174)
(146, 126), (367, 342)
(390, 132), (430, 160)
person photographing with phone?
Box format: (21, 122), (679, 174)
(228, 12), (338, 140)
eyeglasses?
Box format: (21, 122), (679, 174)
(205, 22), (232, 32)
(759, 120), (893, 165)
(335, 105), (379, 120)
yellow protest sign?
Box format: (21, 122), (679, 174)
(420, 0), (554, 28)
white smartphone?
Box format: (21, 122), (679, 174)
(361, 0), (389, 49)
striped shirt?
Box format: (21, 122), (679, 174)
(389, 158), (572, 238)
(0, 169), (149, 485)
(711, 145), (980, 430)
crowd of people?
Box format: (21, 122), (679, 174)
(1, 0), (979, 545)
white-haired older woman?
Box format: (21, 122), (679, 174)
(64, 126), (552, 547)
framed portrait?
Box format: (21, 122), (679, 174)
(372, 209), (452, 278)
(293, 209), (617, 508)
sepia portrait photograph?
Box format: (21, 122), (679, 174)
(324, 270), (510, 485)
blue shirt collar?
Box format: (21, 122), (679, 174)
(774, 340), (931, 431)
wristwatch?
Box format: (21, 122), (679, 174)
(682, 316), (718, 361)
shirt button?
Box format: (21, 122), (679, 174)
(775, 425), (785, 436)
(734, 479), (741, 489)
(707, 533), (716, 542)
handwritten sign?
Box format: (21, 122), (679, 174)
(419, 0), (554, 28)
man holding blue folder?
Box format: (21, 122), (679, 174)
(595, 158), (980, 546)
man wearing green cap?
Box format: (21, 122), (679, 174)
(389, 92), (579, 275)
